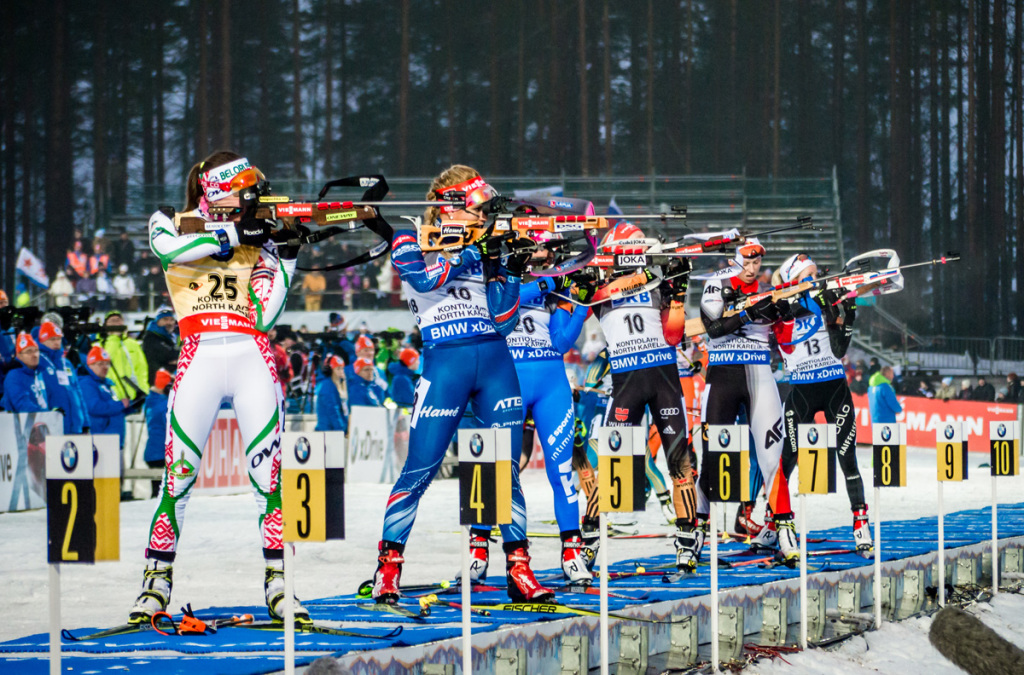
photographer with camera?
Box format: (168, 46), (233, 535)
(141, 306), (178, 385)
(97, 310), (149, 403)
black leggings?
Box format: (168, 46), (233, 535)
(780, 377), (865, 508)
(604, 363), (692, 478)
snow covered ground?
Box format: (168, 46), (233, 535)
(3, 445), (1024, 674)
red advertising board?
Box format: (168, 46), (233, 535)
(196, 416), (249, 490)
(849, 393), (1022, 451)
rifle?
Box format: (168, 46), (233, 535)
(683, 251), (960, 337)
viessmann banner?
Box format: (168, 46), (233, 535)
(849, 394), (1022, 450)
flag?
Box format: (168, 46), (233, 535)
(16, 248), (49, 288)
(607, 197), (623, 227)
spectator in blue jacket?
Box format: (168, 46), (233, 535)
(143, 368), (173, 498)
(315, 355), (348, 432)
(37, 320), (89, 433)
(347, 357), (386, 407)
(1, 332), (48, 413)
(868, 365), (903, 424)
(387, 347), (419, 408)
(79, 345), (128, 446)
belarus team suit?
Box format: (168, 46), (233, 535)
(380, 230), (526, 546)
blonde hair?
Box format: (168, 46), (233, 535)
(423, 164), (482, 227)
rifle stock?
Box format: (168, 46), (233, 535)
(175, 201), (378, 235)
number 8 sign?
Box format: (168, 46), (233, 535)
(872, 423), (907, 487)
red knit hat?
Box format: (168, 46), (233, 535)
(15, 332), (37, 354)
(154, 369), (173, 391)
(38, 321), (63, 343)
(399, 347), (419, 370)
(327, 355), (345, 370)
(354, 335), (374, 353)
(353, 357), (374, 372)
(86, 345), (111, 365)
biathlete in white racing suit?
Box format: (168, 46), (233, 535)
(772, 254), (872, 552)
(696, 239), (799, 563)
(591, 223), (699, 572)
(130, 152), (304, 624)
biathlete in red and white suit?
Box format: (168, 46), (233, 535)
(696, 239), (799, 563)
(129, 151), (305, 624)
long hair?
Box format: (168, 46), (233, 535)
(184, 150), (244, 211)
(422, 164), (481, 227)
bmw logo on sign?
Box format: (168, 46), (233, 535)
(294, 437), (311, 464)
(881, 426), (892, 442)
(719, 429), (731, 447)
(60, 441), (79, 473)
(944, 425), (955, 440)
(807, 427), (819, 445)
(470, 433), (485, 457)
(997, 423), (1007, 438)
(609, 430), (622, 451)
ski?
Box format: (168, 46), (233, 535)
(424, 598), (685, 624)
(357, 602), (430, 621)
(235, 621), (405, 641)
(356, 578), (457, 598)
(402, 580), (648, 602)
(61, 613), (251, 642)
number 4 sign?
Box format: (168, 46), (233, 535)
(457, 428), (512, 525)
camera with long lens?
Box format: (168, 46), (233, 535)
(0, 306), (43, 333)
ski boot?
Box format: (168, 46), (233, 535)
(372, 541), (405, 605)
(656, 491), (676, 524)
(750, 521), (778, 552)
(775, 515), (799, 565)
(580, 516), (600, 571)
(852, 504), (873, 554)
(560, 532), (594, 585)
(734, 501), (762, 538)
(505, 542), (555, 603)
(265, 560), (311, 624)
(128, 559), (173, 624)
(673, 520), (703, 573)
(466, 530), (490, 582)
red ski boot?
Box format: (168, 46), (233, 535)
(734, 501), (763, 537)
(372, 541), (405, 605)
(505, 542), (555, 603)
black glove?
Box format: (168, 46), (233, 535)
(504, 238), (534, 277)
(271, 228), (302, 260)
(236, 219), (272, 247)
(573, 275), (598, 304)
(475, 235), (503, 267)
(777, 298), (795, 322)
(691, 359), (703, 375)
(745, 297), (780, 323)
(813, 288), (841, 324)
(665, 256), (692, 279)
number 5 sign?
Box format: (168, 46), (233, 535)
(597, 427), (646, 512)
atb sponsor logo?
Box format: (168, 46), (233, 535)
(493, 397), (523, 411)
(659, 407), (680, 417)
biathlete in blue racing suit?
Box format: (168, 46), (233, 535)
(373, 166), (553, 604)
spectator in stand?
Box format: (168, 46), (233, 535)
(143, 369), (173, 498)
(301, 271), (326, 311)
(915, 379), (935, 398)
(112, 264), (137, 311)
(956, 379), (973, 400)
(140, 262), (166, 310)
(99, 310), (149, 403)
(65, 241), (89, 280)
(347, 357), (386, 407)
(37, 321), (89, 434)
(971, 376), (996, 402)
(74, 273), (97, 304)
(867, 357), (881, 377)
(49, 270), (74, 307)
(849, 369), (869, 395)
(387, 347), (419, 407)
(868, 365), (902, 424)
(1005, 373), (1022, 403)
(79, 345), (129, 448)
(0, 291), (13, 393)
(1, 333), (48, 412)
(112, 231), (136, 271)
(314, 355), (348, 433)
(89, 240), (111, 277)
(134, 248), (154, 277)
(141, 306), (178, 385)
(328, 312), (347, 335)
(935, 376), (957, 400)
(94, 268), (115, 311)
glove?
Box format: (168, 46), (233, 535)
(475, 235), (503, 267)
(691, 360), (703, 375)
(777, 298), (795, 322)
(271, 228), (302, 260)
(236, 219), (273, 247)
(665, 256), (692, 279)
(504, 238), (534, 277)
(572, 275), (598, 304)
(744, 297), (780, 323)
(813, 288), (841, 324)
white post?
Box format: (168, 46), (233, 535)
(800, 494), (807, 649)
(284, 542), (295, 675)
(461, 525), (472, 675)
(874, 487), (882, 629)
(49, 563), (60, 675)
(938, 481), (945, 606)
(711, 502), (719, 674)
(599, 512), (609, 675)
(992, 476), (999, 596)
